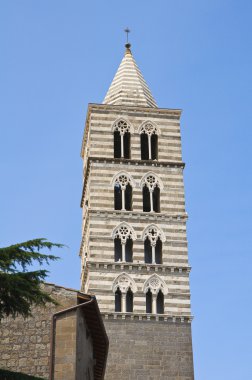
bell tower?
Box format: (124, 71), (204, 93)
(80, 43), (194, 379)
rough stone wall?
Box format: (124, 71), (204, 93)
(103, 319), (194, 380)
(0, 283), (78, 379)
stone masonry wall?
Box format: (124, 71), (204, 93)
(54, 310), (77, 380)
(103, 319), (194, 380)
(0, 283), (78, 379)
(75, 308), (94, 380)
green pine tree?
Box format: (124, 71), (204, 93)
(0, 238), (64, 319)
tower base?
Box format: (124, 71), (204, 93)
(103, 317), (194, 380)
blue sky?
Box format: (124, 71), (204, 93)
(1, 1), (252, 379)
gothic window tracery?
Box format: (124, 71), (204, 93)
(113, 273), (137, 312)
(140, 173), (163, 213)
(112, 172), (134, 211)
(143, 274), (167, 314)
(112, 223), (136, 262)
(139, 122), (160, 160)
(113, 119), (132, 159)
(142, 224), (166, 264)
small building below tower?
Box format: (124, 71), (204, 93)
(0, 284), (108, 380)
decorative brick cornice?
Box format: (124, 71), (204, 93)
(86, 261), (191, 275)
(88, 103), (182, 115)
(102, 312), (193, 323)
(89, 156), (185, 168)
(88, 209), (188, 221)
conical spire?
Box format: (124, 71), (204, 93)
(103, 45), (157, 108)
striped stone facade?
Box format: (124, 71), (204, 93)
(80, 46), (194, 379)
(80, 105), (191, 318)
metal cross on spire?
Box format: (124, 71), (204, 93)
(124, 28), (130, 43)
(124, 28), (131, 49)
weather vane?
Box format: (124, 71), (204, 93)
(124, 28), (131, 47)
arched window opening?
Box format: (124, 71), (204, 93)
(114, 237), (122, 262)
(141, 172), (163, 212)
(113, 120), (131, 159)
(141, 174), (162, 213)
(126, 288), (133, 312)
(151, 134), (158, 160)
(157, 290), (164, 314)
(113, 273), (137, 313)
(141, 133), (149, 160)
(125, 239), (133, 263)
(113, 174), (132, 211)
(112, 223), (136, 263)
(114, 183), (122, 210)
(142, 184), (151, 212)
(146, 289), (152, 313)
(125, 183), (132, 211)
(114, 131), (121, 158)
(153, 186), (160, 212)
(143, 227), (164, 264)
(143, 274), (168, 314)
(144, 239), (152, 264)
(140, 123), (159, 160)
(124, 132), (131, 159)
(155, 237), (162, 264)
(115, 287), (122, 312)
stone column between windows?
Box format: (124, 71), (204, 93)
(152, 294), (157, 314)
(122, 293), (126, 313)
(151, 243), (156, 264)
(121, 241), (126, 262)
(121, 188), (125, 210)
(120, 133), (124, 158)
(149, 188), (154, 212)
(148, 134), (152, 160)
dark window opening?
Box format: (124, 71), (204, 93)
(143, 185), (151, 212)
(153, 186), (160, 213)
(114, 184), (122, 210)
(155, 238), (162, 264)
(146, 289), (152, 313)
(114, 131), (121, 158)
(125, 184), (132, 211)
(114, 238), (122, 262)
(144, 239), (152, 264)
(125, 238), (133, 262)
(115, 287), (122, 312)
(151, 134), (158, 160)
(124, 132), (131, 159)
(157, 290), (164, 314)
(141, 133), (149, 160)
(126, 288), (133, 312)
